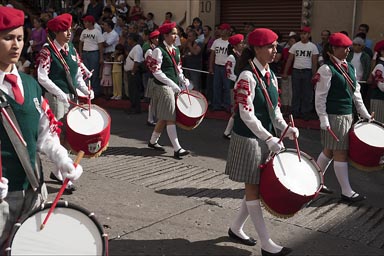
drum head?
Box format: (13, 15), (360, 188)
(354, 121), (384, 148)
(67, 105), (110, 135)
(177, 91), (207, 118)
(273, 149), (321, 196)
(8, 202), (105, 255)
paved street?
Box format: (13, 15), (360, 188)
(44, 108), (384, 255)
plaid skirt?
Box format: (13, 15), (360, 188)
(320, 114), (352, 150)
(145, 77), (155, 98)
(225, 132), (269, 184)
(151, 84), (176, 121)
(370, 99), (384, 123)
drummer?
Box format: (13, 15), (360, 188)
(314, 32), (373, 202)
(225, 28), (297, 256)
(369, 40), (384, 123)
(147, 21), (191, 159)
(0, 6), (83, 250)
(36, 13), (93, 189)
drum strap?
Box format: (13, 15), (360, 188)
(248, 59), (278, 136)
(0, 91), (40, 190)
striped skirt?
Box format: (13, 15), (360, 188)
(145, 77), (155, 98)
(320, 114), (352, 150)
(151, 84), (176, 121)
(370, 99), (384, 123)
(225, 132), (269, 184)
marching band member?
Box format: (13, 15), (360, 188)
(315, 32), (372, 202)
(225, 28), (296, 256)
(0, 7), (83, 250)
(223, 33), (245, 139)
(370, 40), (384, 123)
(143, 29), (160, 126)
(36, 13), (93, 190)
(147, 21), (191, 159)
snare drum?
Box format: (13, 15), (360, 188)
(65, 104), (111, 157)
(6, 201), (108, 255)
(349, 120), (384, 171)
(176, 90), (208, 130)
(259, 149), (323, 218)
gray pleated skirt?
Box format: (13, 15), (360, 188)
(151, 84), (176, 121)
(320, 114), (352, 150)
(225, 132), (269, 184)
(370, 99), (384, 123)
(145, 77), (155, 98)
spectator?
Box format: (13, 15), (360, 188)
(316, 29), (330, 66)
(86, 0), (104, 22)
(209, 23), (231, 112)
(102, 19), (119, 56)
(111, 43), (125, 100)
(128, 0), (143, 23)
(201, 25), (215, 101)
(355, 32), (373, 58)
(357, 23), (373, 50)
(30, 17), (46, 63)
(79, 15), (105, 97)
(369, 40), (384, 123)
(191, 17), (204, 44)
(182, 29), (203, 92)
(282, 26), (319, 120)
(124, 33), (144, 114)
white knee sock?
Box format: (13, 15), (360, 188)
(224, 116), (234, 135)
(317, 152), (332, 174)
(166, 124), (181, 151)
(246, 200), (282, 253)
(230, 196), (250, 239)
(334, 161), (354, 197)
(150, 131), (161, 144)
(147, 104), (154, 122)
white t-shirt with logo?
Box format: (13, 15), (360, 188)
(289, 41), (319, 69)
(80, 28), (104, 51)
(210, 38), (229, 66)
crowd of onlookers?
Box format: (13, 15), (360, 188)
(3, 0), (381, 120)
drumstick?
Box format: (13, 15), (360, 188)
(327, 127), (339, 142)
(40, 151), (84, 230)
(68, 100), (88, 111)
(88, 80), (91, 117)
(289, 115), (301, 162)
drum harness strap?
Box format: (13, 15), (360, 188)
(248, 59), (279, 136)
(0, 90), (41, 191)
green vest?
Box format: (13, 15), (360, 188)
(233, 65), (278, 138)
(153, 44), (180, 85)
(325, 61), (356, 115)
(46, 43), (79, 93)
(1, 73), (42, 191)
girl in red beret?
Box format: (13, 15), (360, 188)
(223, 34), (245, 139)
(225, 28), (296, 256)
(0, 7), (83, 249)
(146, 22), (191, 159)
(369, 40), (384, 123)
(315, 32), (372, 201)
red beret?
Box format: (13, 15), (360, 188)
(300, 26), (311, 33)
(374, 40), (384, 52)
(158, 22), (176, 34)
(329, 32), (352, 47)
(219, 23), (231, 31)
(47, 13), (72, 32)
(149, 29), (160, 39)
(0, 6), (24, 31)
(228, 34), (244, 46)
(82, 15), (95, 24)
(248, 28), (278, 47)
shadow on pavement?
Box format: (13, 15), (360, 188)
(155, 188), (244, 199)
(108, 236), (253, 256)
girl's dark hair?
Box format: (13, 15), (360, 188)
(236, 46), (255, 75)
(204, 25), (212, 31)
(228, 44), (235, 56)
(322, 42), (332, 62)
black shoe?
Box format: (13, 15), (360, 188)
(174, 148), (190, 159)
(261, 247), (292, 256)
(146, 121), (156, 127)
(341, 193), (366, 203)
(50, 172), (62, 183)
(320, 185), (333, 194)
(228, 228), (257, 246)
(148, 142), (165, 151)
(223, 133), (231, 140)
